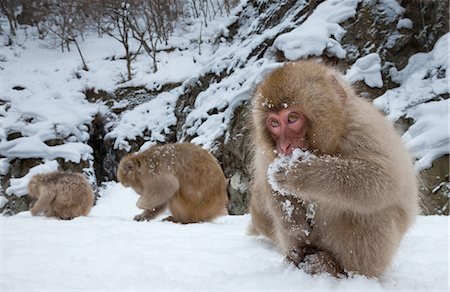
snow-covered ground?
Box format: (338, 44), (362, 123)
(1, 182), (449, 291)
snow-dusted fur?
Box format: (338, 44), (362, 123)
(117, 143), (228, 223)
(28, 171), (94, 219)
(249, 60), (419, 277)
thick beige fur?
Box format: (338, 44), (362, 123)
(117, 143), (228, 223)
(28, 171), (94, 219)
(249, 60), (419, 277)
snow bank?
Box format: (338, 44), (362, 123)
(105, 91), (180, 151)
(0, 32), (102, 177)
(90, 181), (141, 219)
(374, 33), (449, 170)
(1, 182), (448, 291)
(374, 33), (449, 120)
(397, 18), (413, 30)
(378, 0), (405, 22)
(345, 53), (383, 88)
(0, 136), (92, 163)
(0, 158), (10, 176)
(402, 100), (450, 171)
(273, 0), (358, 60)
(0, 196), (7, 208)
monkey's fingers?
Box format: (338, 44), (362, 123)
(286, 245), (318, 267)
(133, 213), (152, 222)
(286, 246), (306, 266)
(274, 170), (287, 183)
(275, 166), (302, 182)
(299, 251), (346, 278)
(272, 168), (302, 196)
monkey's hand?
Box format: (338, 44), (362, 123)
(133, 209), (156, 222)
(134, 205), (167, 222)
(267, 149), (317, 196)
(270, 166), (302, 196)
(270, 153), (397, 213)
(134, 213), (152, 222)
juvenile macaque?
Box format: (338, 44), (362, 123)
(249, 60), (419, 277)
(117, 143), (228, 223)
(28, 171), (94, 219)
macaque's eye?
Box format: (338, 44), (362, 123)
(288, 114), (299, 124)
(269, 119), (279, 127)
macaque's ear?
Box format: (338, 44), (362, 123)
(328, 73), (348, 101)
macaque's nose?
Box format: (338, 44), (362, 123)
(279, 143), (292, 155)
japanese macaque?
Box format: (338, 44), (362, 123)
(249, 60), (419, 277)
(28, 171), (94, 219)
(117, 143), (228, 223)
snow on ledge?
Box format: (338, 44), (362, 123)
(0, 158), (10, 176)
(373, 33), (449, 171)
(397, 18), (413, 30)
(402, 100), (449, 171)
(345, 53), (383, 88)
(373, 33), (449, 121)
(105, 91), (179, 151)
(0, 136), (93, 163)
(273, 0), (358, 60)
(0, 196), (7, 209)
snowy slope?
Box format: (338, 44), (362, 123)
(2, 182), (449, 291)
(374, 33), (450, 171)
(1, 0), (448, 194)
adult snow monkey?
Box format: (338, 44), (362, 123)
(28, 171), (94, 219)
(249, 60), (419, 277)
(117, 143), (228, 223)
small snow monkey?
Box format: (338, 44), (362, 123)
(28, 171), (94, 219)
(249, 60), (419, 277)
(117, 143), (228, 223)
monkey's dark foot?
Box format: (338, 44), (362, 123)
(287, 246), (306, 266)
(134, 207), (166, 221)
(299, 250), (346, 277)
(162, 216), (187, 224)
(133, 213), (152, 221)
(162, 215), (175, 222)
(163, 216), (199, 224)
(287, 245), (317, 266)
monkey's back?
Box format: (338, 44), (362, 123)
(41, 172), (94, 219)
(145, 143), (228, 222)
(344, 96), (419, 218)
(310, 97), (419, 276)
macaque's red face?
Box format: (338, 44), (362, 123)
(266, 109), (308, 155)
